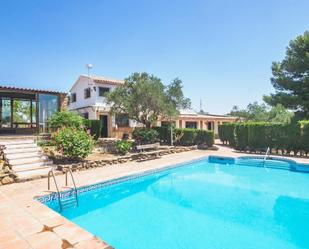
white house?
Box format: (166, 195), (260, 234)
(68, 74), (238, 139)
(68, 75), (138, 138)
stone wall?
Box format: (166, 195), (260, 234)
(0, 145), (17, 185)
(57, 146), (197, 172)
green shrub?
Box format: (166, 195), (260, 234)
(218, 123), (236, 146)
(195, 130), (214, 146)
(52, 127), (94, 159)
(152, 126), (171, 144)
(235, 124), (248, 151)
(84, 119), (102, 140)
(49, 111), (84, 130)
(300, 121), (309, 155)
(247, 122), (272, 151)
(132, 128), (159, 144)
(114, 140), (133, 155)
(219, 120), (309, 156)
(174, 128), (196, 146)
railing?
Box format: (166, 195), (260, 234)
(47, 168), (79, 211)
(47, 170), (62, 211)
(262, 147), (271, 171)
(65, 167), (79, 206)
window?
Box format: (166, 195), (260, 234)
(84, 112), (89, 119)
(185, 121), (197, 129)
(1, 98), (11, 127)
(84, 88), (91, 99)
(99, 87), (110, 97)
(71, 93), (76, 103)
(207, 121), (214, 130)
(38, 94), (58, 132)
(115, 114), (129, 127)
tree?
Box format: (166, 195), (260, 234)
(105, 72), (191, 128)
(228, 102), (294, 123)
(263, 31), (309, 118)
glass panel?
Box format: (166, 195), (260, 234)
(1, 98), (11, 128)
(39, 94), (58, 132)
(32, 100), (36, 123)
(13, 99), (31, 124)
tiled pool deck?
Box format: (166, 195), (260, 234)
(0, 146), (308, 249)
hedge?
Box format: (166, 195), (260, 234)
(153, 127), (214, 147)
(84, 120), (102, 140)
(132, 128), (159, 144)
(218, 121), (309, 156)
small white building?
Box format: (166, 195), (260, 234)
(68, 75), (138, 138)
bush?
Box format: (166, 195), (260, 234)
(114, 140), (133, 155)
(52, 127), (94, 159)
(176, 128), (197, 146)
(195, 130), (214, 146)
(132, 128), (159, 144)
(152, 126), (171, 144)
(219, 120), (309, 156)
(300, 121), (309, 155)
(49, 111), (84, 130)
(235, 123), (248, 151)
(152, 127), (214, 146)
(218, 123), (236, 146)
(84, 119), (102, 140)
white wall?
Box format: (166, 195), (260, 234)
(68, 77), (96, 110)
(68, 76), (117, 112)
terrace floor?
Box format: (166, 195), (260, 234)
(0, 146), (308, 249)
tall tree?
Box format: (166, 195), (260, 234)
(263, 31), (309, 118)
(105, 73), (190, 128)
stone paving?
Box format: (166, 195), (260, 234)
(0, 146), (308, 249)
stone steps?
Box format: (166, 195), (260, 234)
(0, 137), (54, 180)
(4, 147), (41, 154)
(6, 151), (43, 160)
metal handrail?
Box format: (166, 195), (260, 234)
(65, 167), (79, 206)
(47, 170), (62, 211)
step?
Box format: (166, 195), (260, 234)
(0, 140), (35, 146)
(12, 161), (53, 172)
(4, 147), (41, 154)
(8, 156), (50, 165)
(11, 160), (53, 170)
(4, 143), (37, 149)
(61, 197), (78, 209)
(6, 151), (43, 160)
(16, 167), (53, 180)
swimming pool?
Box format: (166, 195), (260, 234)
(41, 157), (309, 249)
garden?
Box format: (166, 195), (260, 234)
(39, 111), (215, 172)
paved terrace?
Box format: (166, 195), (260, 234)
(0, 146), (308, 249)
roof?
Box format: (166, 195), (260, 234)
(88, 75), (124, 85)
(0, 85), (66, 95)
(178, 109), (237, 120)
(69, 74), (124, 92)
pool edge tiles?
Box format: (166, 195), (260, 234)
(36, 155), (309, 205)
(35, 155), (210, 204)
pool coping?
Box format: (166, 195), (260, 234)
(37, 154), (309, 206)
(36, 155), (210, 204)
(1, 150), (308, 249)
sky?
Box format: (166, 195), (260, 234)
(0, 0), (308, 114)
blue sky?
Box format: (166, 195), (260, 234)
(0, 0), (308, 114)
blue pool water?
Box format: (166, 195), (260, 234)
(44, 158), (309, 249)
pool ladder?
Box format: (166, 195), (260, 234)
(47, 168), (79, 212)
